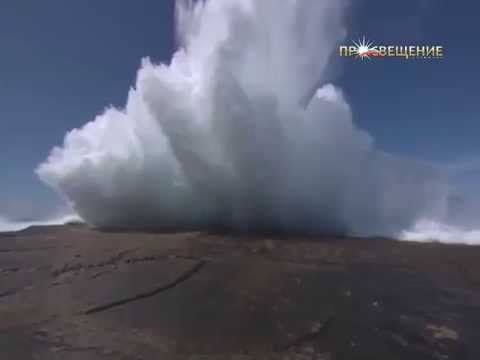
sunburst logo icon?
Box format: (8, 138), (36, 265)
(340, 37), (444, 61)
(352, 37), (379, 60)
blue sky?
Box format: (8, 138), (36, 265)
(0, 0), (478, 220)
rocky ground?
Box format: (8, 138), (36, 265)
(1, 224), (479, 359)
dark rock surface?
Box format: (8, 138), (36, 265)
(1, 225), (479, 359)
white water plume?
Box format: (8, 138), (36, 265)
(37, 0), (458, 238)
